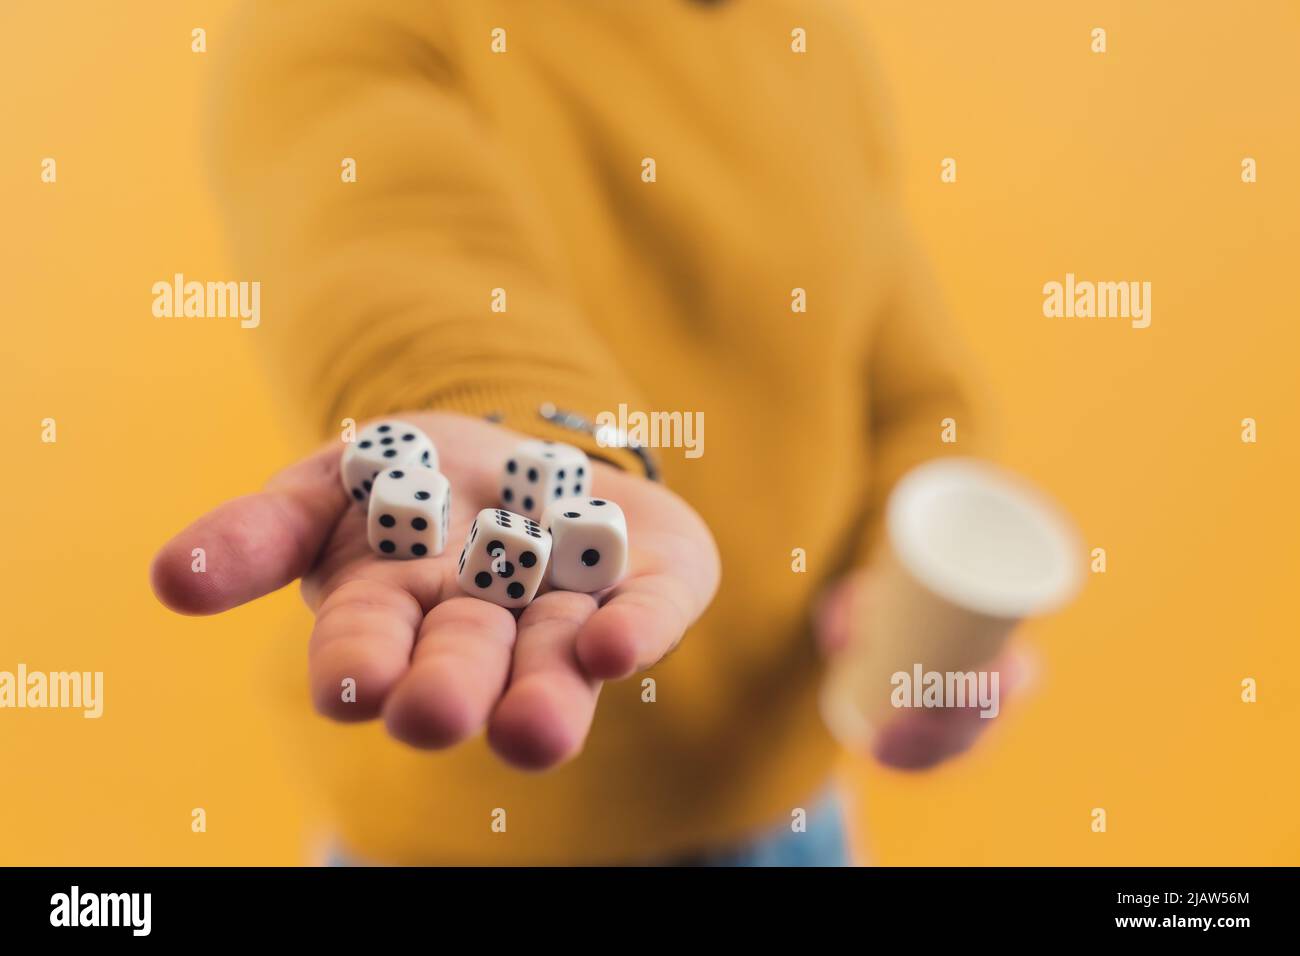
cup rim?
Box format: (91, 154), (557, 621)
(886, 457), (1082, 619)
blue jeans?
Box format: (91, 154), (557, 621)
(329, 789), (851, 867)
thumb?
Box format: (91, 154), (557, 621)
(150, 444), (349, 615)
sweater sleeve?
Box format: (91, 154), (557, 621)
(206, 0), (647, 467)
(858, 232), (994, 557)
(840, 22), (994, 557)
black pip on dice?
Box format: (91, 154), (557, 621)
(345, 428), (630, 610)
(541, 497), (628, 593)
(341, 420), (438, 503)
(456, 508), (552, 609)
(366, 467), (451, 559)
(501, 440), (590, 520)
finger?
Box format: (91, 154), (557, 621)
(382, 597), (517, 749)
(573, 573), (697, 680)
(307, 578), (425, 721)
(813, 569), (872, 658)
(488, 591), (601, 771)
(150, 445), (347, 615)
(871, 708), (985, 771)
(872, 650), (1034, 771)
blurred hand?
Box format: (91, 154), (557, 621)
(151, 412), (719, 770)
(814, 569), (1035, 770)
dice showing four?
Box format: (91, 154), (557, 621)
(500, 440), (589, 520)
(456, 509), (552, 608)
(342, 419), (438, 504)
(367, 467), (451, 559)
(541, 497), (628, 593)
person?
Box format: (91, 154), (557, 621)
(151, 0), (1016, 866)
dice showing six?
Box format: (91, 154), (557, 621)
(500, 440), (589, 520)
(367, 467), (451, 559)
(342, 420), (438, 504)
(541, 497), (628, 593)
(456, 508), (551, 608)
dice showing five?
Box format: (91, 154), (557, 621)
(342, 419), (438, 504)
(500, 440), (589, 520)
(367, 467), (451, 559)
(541, 497), (628, 593)
(456, 509), (551, 608)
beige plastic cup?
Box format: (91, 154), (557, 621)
(819, 458), (1082, 744)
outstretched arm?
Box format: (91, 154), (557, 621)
(152, 413), (719, 770)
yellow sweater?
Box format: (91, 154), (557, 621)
(211, 0), (981, 864)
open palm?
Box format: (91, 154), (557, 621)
(151, 412), (720, 770)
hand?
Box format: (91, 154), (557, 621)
(814, 570), (1035, 771)
(150, 412), (720, 770)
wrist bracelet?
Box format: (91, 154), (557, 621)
(538, 403), (662, 483)
(482, 405), (661, 482)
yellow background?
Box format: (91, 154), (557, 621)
(1, 1), (1296, 865)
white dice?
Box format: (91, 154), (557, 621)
(541, 497), (628, 593)
(500, 440), (590, 520)
(367, 467), (451, 559)
(342, 420), (438, 505)
(457, 508), (551, 608)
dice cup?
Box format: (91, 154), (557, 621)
(819, 458), (1082, 743)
